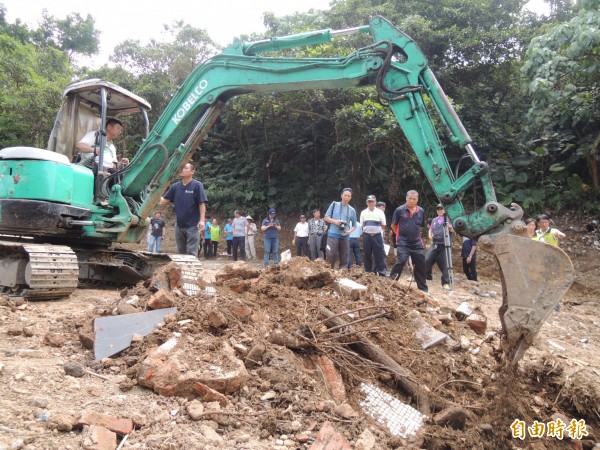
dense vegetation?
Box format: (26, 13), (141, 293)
(1, 0), (598, 219)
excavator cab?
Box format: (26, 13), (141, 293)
(47, 78), (152, 163)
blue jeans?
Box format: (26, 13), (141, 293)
(264, 237), (279, 266)
(147, 235), (162, 253)
(175, 225), (200, 258)
(348, 238), (361, 267)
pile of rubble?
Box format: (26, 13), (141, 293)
(3, 257), (598, 450)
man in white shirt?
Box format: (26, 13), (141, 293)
(293, 214), (310, 257)
(360, 195), (387, 276)
(76, 118), (122, 173)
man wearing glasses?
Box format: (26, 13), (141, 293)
(324, 188), (358, 269)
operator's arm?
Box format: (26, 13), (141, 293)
(76, 132), (97, 153)
(260, 220), (270, 232)
(159, 197), (170, 205)
(552, 228), (566, 239)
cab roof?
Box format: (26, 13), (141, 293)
(63, 79), (151, 115)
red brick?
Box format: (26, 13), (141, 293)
(78, 410), (134, 435)
(309, 421), (352, 450)
(315, 355), (346, 403)
(193, 382), (230, 407)
(231, 304), (253, 321)
(148, 289), (175, 309)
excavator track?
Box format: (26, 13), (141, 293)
(0, 241), (79, 300)
(77, 249), (203, 295)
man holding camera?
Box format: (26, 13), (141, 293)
(324, 188), (358, 269)
(261, 208), (282, 267)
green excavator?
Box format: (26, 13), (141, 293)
(0, 17), (573, 364)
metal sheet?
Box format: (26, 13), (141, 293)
(93, 307), (177, 360)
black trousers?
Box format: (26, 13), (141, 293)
(389, 244), (427, 292)
(232, 236), (246, 261)
(425, 243), (450, 285)
(462, 257), (477, 281)
(295, 236), (309, 257)
(364, 233), (386, 276)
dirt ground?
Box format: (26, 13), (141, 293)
(1, 213), (598, 450)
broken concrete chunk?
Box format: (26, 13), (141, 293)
(334, 278), (367, 299)
(186, 399), (205, 420)
(334, 403), (358, 420)
(409, 310), (448, 349)
(455, 302), (475, 320)
(415, 325), (448, 349)
(355, 428), (376, 450)
(47, 411), (79, 432)
(207, 310), (228, 329)
(93, 307), (177, 360)
(244, 342), (266, 369)
(465, 313), (487, 335)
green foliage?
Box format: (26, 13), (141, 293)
(35, 11), (100, 58)
(521, 1), (600, 193)
(0, 34), (71, 147)
(2, 0), (596, 219)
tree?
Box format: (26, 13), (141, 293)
(30, 11), (100, 59)
(0, 34), (71, 148)
(521, 0), (600, 194)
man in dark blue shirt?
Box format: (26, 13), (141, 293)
(389, 190), (428, 292)
(160, 162), (207, 258)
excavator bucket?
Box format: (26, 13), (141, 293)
(493, 234), (574, 364)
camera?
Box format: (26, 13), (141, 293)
(339, 221), (348, 231)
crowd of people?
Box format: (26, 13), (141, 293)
(150, 164), (567, 292)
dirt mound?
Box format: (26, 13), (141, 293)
(1, 253), (598, 449)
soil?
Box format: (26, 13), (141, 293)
(1, 213), (598, 450)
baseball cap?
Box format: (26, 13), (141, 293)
(366, 195), (376, 202)
(268, 208), (276, 215)
(246, 216), (253, 221)
(437, 203), (444, 209)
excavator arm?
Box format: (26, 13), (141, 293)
(84, 17), (576, 363)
